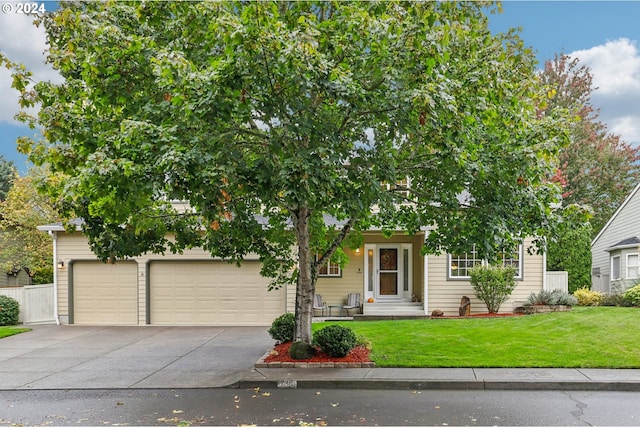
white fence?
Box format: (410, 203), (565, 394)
(546, 271), (568, 293)
(0, 284), (55, 324)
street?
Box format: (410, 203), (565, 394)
(1, 388), (639, 426)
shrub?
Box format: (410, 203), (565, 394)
(0, 295), (20, 326)
(622, 284), (640, 307)
(527, 289), (577, 306)
(469, 265), (517, 313)
(312, 324), (357, 358)
(573, 287), (604, 306)
(267, 312), (295, 343)
(600, 293), (633, 307)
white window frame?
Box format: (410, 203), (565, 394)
(627, 253), (639, 279)
(316, 254), (341, 277)
(448, 244), (523, 280)
(611, 255), (621, 280)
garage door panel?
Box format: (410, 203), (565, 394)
(73, 261), (138, 325)
(150, 261), (284, 326)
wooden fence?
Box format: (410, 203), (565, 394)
(0, 284), (55, 324)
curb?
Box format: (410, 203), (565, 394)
(232, 379), (640, 392)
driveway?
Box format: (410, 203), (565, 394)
(0, 325), (274, 390)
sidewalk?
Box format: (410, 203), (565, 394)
(236, 367), (640, 392)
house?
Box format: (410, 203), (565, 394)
(591, 182), (640, 294)
(38, 217), (548, 326)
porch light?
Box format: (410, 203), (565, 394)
(57, 260), (65, 269)
(354, 248), (361, 255)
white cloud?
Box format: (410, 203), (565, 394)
(570, 38), (640, 147)
(0, 12), (61, 124)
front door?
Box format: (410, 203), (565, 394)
(379, 248), (399, 296)
(364, 244), (412, 300)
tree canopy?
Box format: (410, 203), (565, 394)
(540, 54), (640, 235)
(0, 155), (17, 202)
(5, 1), (570, 343)
(0, 168), (58, 283)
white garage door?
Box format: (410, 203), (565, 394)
(149, 261), (284, 325)
(73, 261), (138, 325)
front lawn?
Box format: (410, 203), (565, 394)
(0, 326), (30, 339)
(315, 307), (640, 368)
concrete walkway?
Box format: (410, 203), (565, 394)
(1, 325), (639, 391)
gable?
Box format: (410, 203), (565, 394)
(591, 182), (640, 276)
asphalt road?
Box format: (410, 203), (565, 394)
(1, 388), (639, 426)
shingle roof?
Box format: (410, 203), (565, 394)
(606, 236), (640, 251)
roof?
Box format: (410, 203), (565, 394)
(592, 181), (640, 247)
(605, 236), (640, 252)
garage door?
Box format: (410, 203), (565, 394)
(72, 261), (138, 325)
(149, 261), (284, 325)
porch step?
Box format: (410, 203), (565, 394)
(362, 302), (425, 316)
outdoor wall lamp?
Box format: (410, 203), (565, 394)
(57, 260), (65, 269)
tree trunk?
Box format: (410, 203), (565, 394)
(292, 206), (314, 344)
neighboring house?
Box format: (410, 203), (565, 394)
(0, 269), (30, 287)
(38, 217), (548, 326)
(591, 182), (640, 294)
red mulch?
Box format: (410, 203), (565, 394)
(264, 341), (371, 363)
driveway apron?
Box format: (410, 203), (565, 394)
(0, 325), (273, 390)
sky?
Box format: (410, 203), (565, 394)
(1, 1), (640, 175)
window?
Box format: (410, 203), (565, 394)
(316, 254), (341, 277)
(449, 246), (482, 278)
(500, 246), (523, 279)
(449, 245), (523, 279)
(627, 254), (639, 279)
(611, 256), (621, 280)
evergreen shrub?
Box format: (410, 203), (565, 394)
(312, 324), (357, 358)
(268, 312), (295, 343)
(0, 295), (20, 326)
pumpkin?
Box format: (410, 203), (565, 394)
(367, 297), (375, 303)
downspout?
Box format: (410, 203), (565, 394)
(542, 244), (548, 291)
(48, 230), (60, 325)
(423, 230), (429, 315)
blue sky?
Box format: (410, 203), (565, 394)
(2, 1), (640, 175)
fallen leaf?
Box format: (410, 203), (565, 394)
(262, 392), (271, 397)
(116, 402), (124, 406)
(172, 410), (184, 414)
(330, 402), (339, 407)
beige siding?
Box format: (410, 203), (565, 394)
(55, 232), (287, 325)
(315, 232), (425, 306)
(427, 238), (544, 315)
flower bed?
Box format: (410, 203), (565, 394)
(255, 341), (374, 368)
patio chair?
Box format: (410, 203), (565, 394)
(343, 292), (362, 316)
(313, 294), (327, 316)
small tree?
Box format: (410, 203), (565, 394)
(469, 265), (517, 314)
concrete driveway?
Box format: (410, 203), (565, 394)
(0, 325), (274, 390)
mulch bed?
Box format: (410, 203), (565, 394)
(263, 341), (371, 364)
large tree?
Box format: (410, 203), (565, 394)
(540, 54), (640, 235)
(0, 168), (58, 283)
(5, 2), (569, 345)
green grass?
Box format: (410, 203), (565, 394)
(314, 307), (640, 368)
(0, 326), (30, 339)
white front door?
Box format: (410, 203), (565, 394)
(364, 244), (412, 301)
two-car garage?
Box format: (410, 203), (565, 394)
(70, 260), (285, 326)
